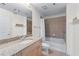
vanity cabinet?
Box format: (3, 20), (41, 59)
(16, 40), (42, 56)
(16, 50), (22, 56)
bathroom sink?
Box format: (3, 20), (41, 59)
(23, 38), (33, 40)
(0, 36), (33, 49)
(0, 38), (33, 49)
(20, 35), (33, 40)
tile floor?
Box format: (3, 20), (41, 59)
(48, 49), (66, 56)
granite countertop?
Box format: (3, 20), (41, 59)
(0, 36), (41, 56)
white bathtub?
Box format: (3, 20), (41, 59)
(45, 37), (66, 53)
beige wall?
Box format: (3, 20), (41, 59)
(66, 4), (79, 56)
(32, 5), (41, 37)
(45, 16), (66, 39)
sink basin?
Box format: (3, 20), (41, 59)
(23, 38), (33, 40)
(0, 36), (33, 49)
(20, 35), (32, 40)
(0, 38), (33, 49)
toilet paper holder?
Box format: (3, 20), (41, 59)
(72, 17), (79, 24)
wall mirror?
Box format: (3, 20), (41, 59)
(0, 3), (32, 39)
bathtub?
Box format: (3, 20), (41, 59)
(45, 37), (66, 53)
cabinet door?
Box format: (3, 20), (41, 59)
(34, 45), (42, 56)
(22, 40), (42, 56)
(16, 51), (22, 56)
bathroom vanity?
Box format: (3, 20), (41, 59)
(16, 39), (42, 56)
(0, 37), (42, 56)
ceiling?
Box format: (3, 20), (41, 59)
(31, 3), (66, 17)
(0, 3), (66, 18)
(0, 3), (32, 18)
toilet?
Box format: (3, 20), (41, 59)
(42, 42), (50, 55)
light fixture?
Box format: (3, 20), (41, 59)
(41, 5), (48, 10)
(0, 3), (7, 6)
(53, 3), (56, 5)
